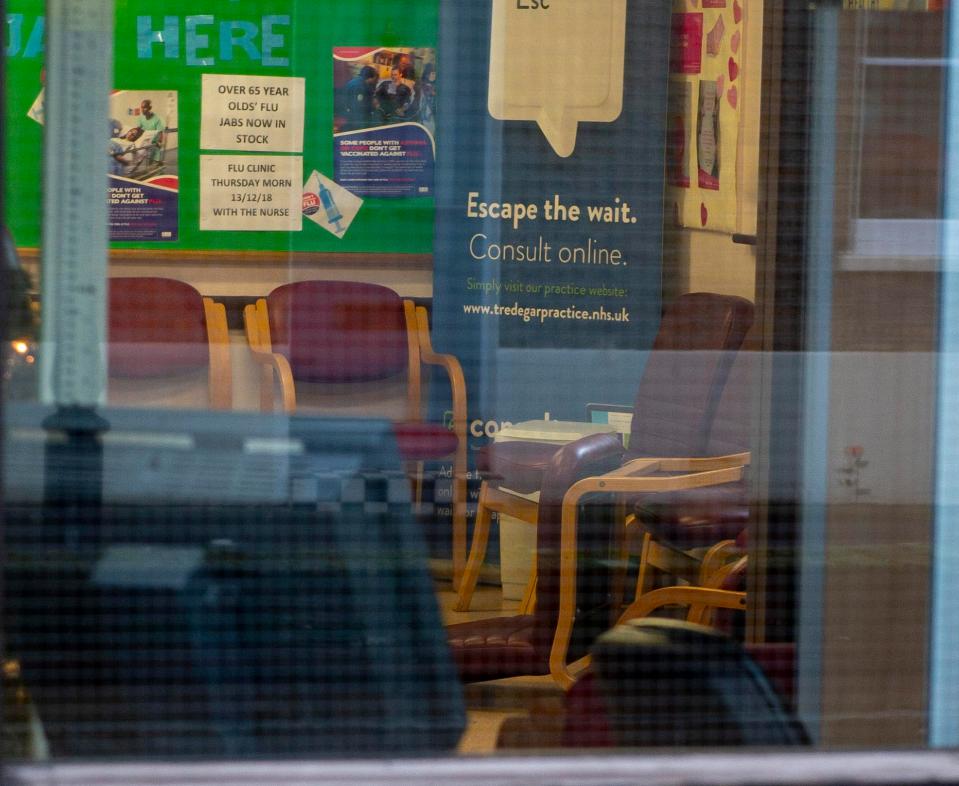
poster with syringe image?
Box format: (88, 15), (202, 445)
(108, 90), (179, 241)
(303, 170), (363, 237)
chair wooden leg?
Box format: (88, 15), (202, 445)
(635, 531), (655, 600)
(517, 559), (537, 614)
(451, 464), (469, 592)
(454, 482), (493, 611)
(611, 511), (639, 611)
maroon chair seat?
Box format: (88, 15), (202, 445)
(106, 277), (232, 410)
(108, 277), (209, 378)
(633, 482), (749, 550)
(393, 422), (460, 462)
(561, 640), (800, 749)
(266, 281), (410, 384)
(447, 615), (542, 681)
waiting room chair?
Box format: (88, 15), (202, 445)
(454, 292), (754, 612)
(550, 480), (750, 688)
(242, 280), (469, 585)
(447, 445), (749, 686)
(108, 277), (232, 410)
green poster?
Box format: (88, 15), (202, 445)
(4, 0), (438, 252)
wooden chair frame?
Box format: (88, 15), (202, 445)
(243, 296), (470, 586)
(455, 452), (750, 614)
(546, 453), (750, 689)
(201, 297), (232, 411)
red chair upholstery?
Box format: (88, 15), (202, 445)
(243, 280), (469, 585)
(265, 281), (410, 383)
(562, 643), (798, 750)
(107, 277), (231, 409)
(558, 551), (802, 748)
(455, 292), (755, 612)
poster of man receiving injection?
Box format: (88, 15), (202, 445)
(108, 90), (179, 241)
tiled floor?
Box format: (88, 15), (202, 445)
(435, 579), (521, 626)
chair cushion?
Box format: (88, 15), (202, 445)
(446, 615), (548, 681)
(267, 281), (409, 383)
(633, 482), (748, 550)
(108, 277), (209, 378)
(393, 422), (459, 461)
(477, 441), (563, 493)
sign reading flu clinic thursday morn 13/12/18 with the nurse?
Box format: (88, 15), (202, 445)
(431, 0), (672, 426)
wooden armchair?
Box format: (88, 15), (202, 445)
(243, 280), (469, 586)
(455, 292), (754, 612)
(447, 436), (749, 687)
(547, 453), (750, 689)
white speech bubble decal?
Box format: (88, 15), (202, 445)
(488, 0), (627, 158)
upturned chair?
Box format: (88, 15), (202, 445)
(447, 442), (750, 687)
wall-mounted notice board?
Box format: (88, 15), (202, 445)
(5, 0), (438, 254)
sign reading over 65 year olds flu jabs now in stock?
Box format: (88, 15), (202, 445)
(200, 73), (305, 231)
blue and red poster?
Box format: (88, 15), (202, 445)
(332, 47), (436, 198)
(108, 90), (179, 241)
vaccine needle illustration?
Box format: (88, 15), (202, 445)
(319, 182), (345, 234)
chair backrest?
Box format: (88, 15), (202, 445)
(627, 292), (754, 460)
(259, 281), (422, 421)
(265, 281), (411, 383)
(108, 277), (231, 409)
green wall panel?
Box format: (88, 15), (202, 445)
(4, 0), (438, 252)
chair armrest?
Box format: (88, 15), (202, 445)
(413, 305), (467, 450)
(616, 585), (747, 627)
(243, 300), (295, 413)
(249, 349), (295, 413)
(539, 433), (627, 506)
(609, 451), (751, 478)
(548, 459), (748, 690)
(413, 304), (470, 586)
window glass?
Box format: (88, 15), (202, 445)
(1, 0), (952, 766)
